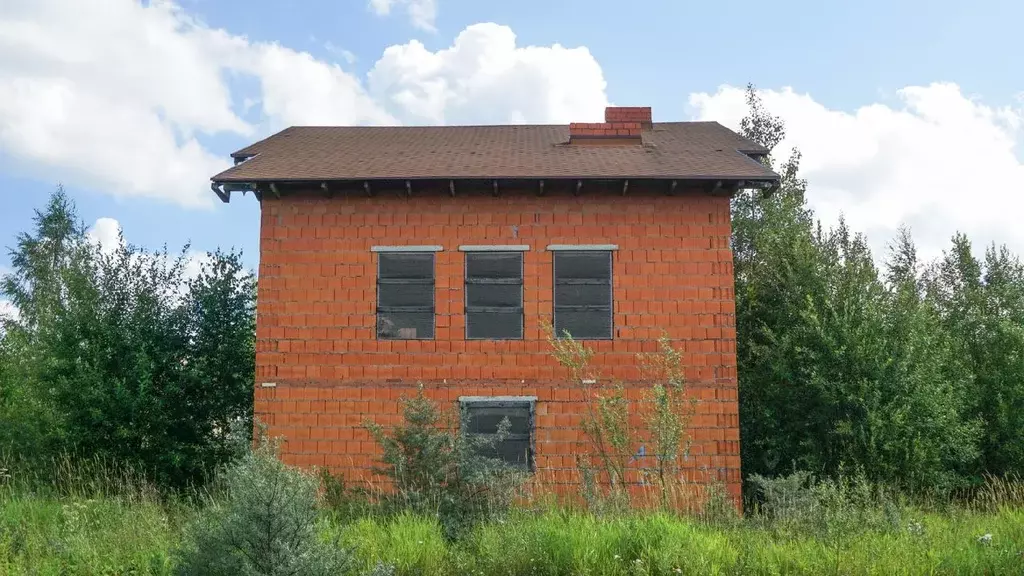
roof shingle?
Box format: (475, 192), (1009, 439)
(211, 122), (778, 183)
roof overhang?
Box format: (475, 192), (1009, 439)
(209, 176), (779, 204)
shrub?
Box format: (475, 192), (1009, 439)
(366, 385), (525, 540)
(547, 327), (696, 512)
(174, 436), (350, 576)
(748, 470), (903, 536)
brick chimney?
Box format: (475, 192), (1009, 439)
(604, 106), (652, 126)
(569, 106), (652, 143)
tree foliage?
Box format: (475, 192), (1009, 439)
(734, 84), (1021, 492)
(0, 188), (256, 489)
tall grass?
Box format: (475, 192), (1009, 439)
(340, 507), (1024, 575)
(2, 452), (1023, 575)
(0, 450), (157, 501)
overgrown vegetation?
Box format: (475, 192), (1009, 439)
(2, 460), (1023, 575)
(0, 189), (256, 490)
(548, 328), (696, 512)
(734, 84), (1023, 494)
(175, 435), (352, 576)
(365, 386), (526, 540)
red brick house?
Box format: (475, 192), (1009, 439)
(211, 107), (778, 501)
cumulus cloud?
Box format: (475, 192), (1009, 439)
(0, 0), (389, 207)
(369, 23), (608, 125)
(689, 83), (1024, 264)
(233, 42), (394, 131)
(86, 217), (123, 254)
(0, 0), (250, 207)
(0, 2), (607, 207)
(368, 0), (438, 32)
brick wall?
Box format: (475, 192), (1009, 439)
(253, 181), (741, 501)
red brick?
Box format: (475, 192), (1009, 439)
(255, 186), (739, 504)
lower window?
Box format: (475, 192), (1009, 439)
(459, 396), (535, 472)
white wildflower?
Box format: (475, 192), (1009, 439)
(977, 533), (993, 545)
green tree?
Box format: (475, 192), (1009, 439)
(926, 236), (1024, 476)
(0, 189), (256, 489)
(734, 86), (981, 491)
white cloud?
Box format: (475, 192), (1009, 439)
(232, 42), (394, 131)
(87, 217), (122, 254)
(369, 0), (437, 32)
(689, 83), (1024, 264)
(368, 23), (608, 125)
(0, 0), (390, 207)
(0, 3), (607, 207)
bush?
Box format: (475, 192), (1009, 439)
(0, 189), (256, 490)
(366, 385), (526, 540)
(174, 437), (351, 576)
(748, 470), (903, 537)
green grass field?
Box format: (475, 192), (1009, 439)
(2, 489), (1022, 575)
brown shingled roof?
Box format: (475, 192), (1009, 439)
(211, 122), (777, 184)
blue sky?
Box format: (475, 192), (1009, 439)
(1, 0), (1022, 296)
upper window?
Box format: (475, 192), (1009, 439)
(376, 251), (435, 339)
(465, 251), (524, 339)
(553, 250), (613, 339)
(460, 397), (535, 471)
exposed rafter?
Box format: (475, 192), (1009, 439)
(449, 180), (456, 197)
(725, 180), (747, 196)
(538, 180), (545, 196)
(621, 179), (629, 196)
(492, 180), (499, 197)
(269, 182), (281, 199)
(320, 182), (333, 198)
(574, 180), (582, 196)
(364, 181), (373, 197)
(405, 180), (412, 198)
(210, 183), (230, 203)
(668, 180), (677, 195)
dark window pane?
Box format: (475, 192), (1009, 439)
(554, 251), (611, 281)
(467, 311), (522, 340)
(554, 309), (612, 340)
(377, 311), (434, 339)
(467, 252), (521, 279)
(554, 284), (612, 308)
(462, 400), (534, 471)
(465, 251), (523, 340)
(377, 251), (434, 340)
(465, 406), (531, 435)
(466, 283), (521, 308)
(492, 439), (531, 469)
(553, 251), (613, 339)
(378, 283), (434, 309)
(379, 253), (434, 280)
